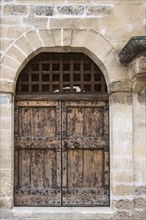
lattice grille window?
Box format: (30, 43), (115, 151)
(16, 53), (107, 94)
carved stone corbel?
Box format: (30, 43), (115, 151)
(118, 36), (146, 93)
(129, 56), (146, 92)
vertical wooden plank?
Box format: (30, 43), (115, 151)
(104, 151), (109, 186)
(92, 150), (103, 188)
(75, 107), (84, 136)
(62, 102), (67, 189)
(66, 106), (84, 137)
(44, 149), (61, 189)
(83, 150), (92, 187)
(84, 104), (103, 137)
(43, 107), (47, 137)
(84, 107), (92, 136)
(83, 150), (103, 188)
(31, 150), (44, 188)
(18, 149), (22, 188)
(14, 150), (19, 189)
(44, 150), (55, 188)
(20, 107), (31, 137)
(31, 107), (43, 137)
(67, 150), (83, 188)
(104, 103), (109, 135)
(43, 102), (61, 189)
(62, 150), (67, 188)
(92, 107), (103, 137)
(66, 107), (74, 137)
(14, 105), (20, 190)
(56, 101), (61, 189)
(43, 107), (56, 137)
(21, 149), (31, 188)
(56, 102), (61, 137)
(56, 150), (61, 188)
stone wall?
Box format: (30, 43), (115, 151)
(132, 93), (146, 220)
(0, 0), (146, 219)
(1, 0), (145, 57)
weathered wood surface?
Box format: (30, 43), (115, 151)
(16, 94), (108, 101)
(14, 101), (61, 206)
(62, 187), (109, 206)
(14, 100), (109, 206)
(62, 101), (109, 206)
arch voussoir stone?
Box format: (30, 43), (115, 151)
(38, 29), (54, 48)
(0, 28), (129, 94)
(14, 36), (34, 57)
(4, 45), (26, 67)
(1, 55), (20, 72)
(62, 29), (72, 47)
(25, 30), (44, 50)
(51, 29), (62, 46)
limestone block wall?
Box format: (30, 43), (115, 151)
(0, 0), (146, 219)
(0, 0), (145, 57)
(132, 93), (146, 219)
(109, 93), (134, 219)
(0, 93), (14, 209)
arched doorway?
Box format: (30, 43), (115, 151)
(14, 53), (109, 206)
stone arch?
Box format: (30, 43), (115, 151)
(0, 28), (128, 93)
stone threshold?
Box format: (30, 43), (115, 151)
(11, 207), (113, 220)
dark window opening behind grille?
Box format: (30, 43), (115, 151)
(16, 53), (107, 94)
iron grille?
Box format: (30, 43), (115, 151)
(16, 53), (107, 94)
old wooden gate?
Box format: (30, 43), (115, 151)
(14, 53), (109, 206)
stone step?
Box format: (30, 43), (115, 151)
(8, 207), (113, 220)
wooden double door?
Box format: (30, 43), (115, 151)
(14, 100), (109, 206)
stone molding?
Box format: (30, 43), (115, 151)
(0, 28), (128, 94)
(3, 4), (114, 17)
(0, 80), (15, 94)
(118, 36), (146, 65)
(108, 80), (131, 93)
(129, 56), (146, 92)
(118, 36), (146, 93)
(109, 92), (132, 105)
